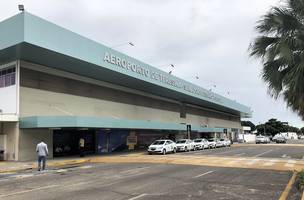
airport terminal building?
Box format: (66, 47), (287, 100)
(0, 12), (251, 161)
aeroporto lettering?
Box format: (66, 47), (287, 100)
(103, 52), (222, 103)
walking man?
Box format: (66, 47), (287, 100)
(79, 137), (85, 157)
(36, 141), (48, 171)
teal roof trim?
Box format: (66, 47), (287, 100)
(20, 116), (186, 130)
(0, 12), (252, 117)
(19, 116), (224, 133)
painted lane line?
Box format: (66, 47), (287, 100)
(193, 170), (214, 178)
(253, 149), (273, 157)
(128, 193), (148, 200)
(234, 153), (245, 156)
(262, 160), (277, 166)
(0, 185), (59, 198)
(246, 159), (260, 165)
(120, 166), (151, 174)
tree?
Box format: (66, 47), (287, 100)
(256, 118), (295, 136)
(300, 127), (304, 133)
(241, 121), (256, 131)
(249, 0), (304, 119)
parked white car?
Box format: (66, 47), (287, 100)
(219, 138), (231, 147)
(208, 138), (217, 148)
(148, 140), (176, 155)
(256, 136), (270, 144)
(175, 139), (194, 152)
(193, 138), (209, 150)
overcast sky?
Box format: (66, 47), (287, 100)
(1, 0), (303, 128)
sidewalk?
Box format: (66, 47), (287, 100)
(0, 157), (90, 174)
(0, 151), (145, 174)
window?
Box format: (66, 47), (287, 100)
(0, 66), (16, 88)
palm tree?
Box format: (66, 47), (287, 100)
(249, 0), (304, 119)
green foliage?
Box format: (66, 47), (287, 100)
(249, 0), (304, 119)
(301, 127), (304, 133)
(298, 170), (304, 187)
(256, 118), (299, 136)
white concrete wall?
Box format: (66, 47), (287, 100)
(238, 134), (256, 143)
(0, 122), (19, 160)
(0, 85), (17, 114)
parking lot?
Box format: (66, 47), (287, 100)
(180, 144), (304, 160)
(0, 162), (293, 200)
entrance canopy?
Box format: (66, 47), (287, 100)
(0, 12), (251, 118)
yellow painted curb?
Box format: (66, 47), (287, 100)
(278, 172), (297, 200)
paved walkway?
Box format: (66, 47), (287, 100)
(2, 151), (304, 173)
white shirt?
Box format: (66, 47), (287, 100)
(36, 142), (48, 156)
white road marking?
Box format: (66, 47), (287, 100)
(193, 170), (214, 178)
(56, 169), (68, 173)
(262, 159), (277, 166)
(0, 185), (59, 198)
(253, 149), (273, 157)
(128, 193), (148, 200)
(78, 165), (93, 169)
(284, 160), (297, 168)
(213, 149), (244, 155)
(246, 159), (260, 165)
(234, 153), (245, 156)
(120, 166), (151, 174)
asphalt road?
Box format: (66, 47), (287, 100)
(180, 144), (304, 159)
(0, 163), (292, 200)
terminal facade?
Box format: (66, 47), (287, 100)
(0, 12), (251, 161)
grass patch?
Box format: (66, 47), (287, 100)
(298, 170), (304, 188)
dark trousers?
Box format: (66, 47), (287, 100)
(80, 147), (85, 157)
(38, 156), (46, 171)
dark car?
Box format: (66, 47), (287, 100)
(275, 136), (287, 143)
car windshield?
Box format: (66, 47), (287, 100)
(152, 141), (165, 145)
(176, 140), (186, 144)
(208, 139), (214, 142)
(194, 139), (202, 143)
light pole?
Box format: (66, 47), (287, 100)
(18, 5), (25, 12)
(110, 42), (135, 48)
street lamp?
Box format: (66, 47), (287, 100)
(18, 5), (25, 12)
(110, 42), (135, 48)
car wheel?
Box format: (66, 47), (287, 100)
(185, 147), (188, 152)
(173, 148), (177, 153)
(148, 152), (152, 155)
(162, 149), (166, 155)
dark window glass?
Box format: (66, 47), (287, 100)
(0, 67), (16, 87)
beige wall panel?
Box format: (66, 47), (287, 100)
(20, 87), (181, 123)
(19, 129), (53, 161)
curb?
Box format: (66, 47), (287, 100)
(0, 158), (90, 174)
